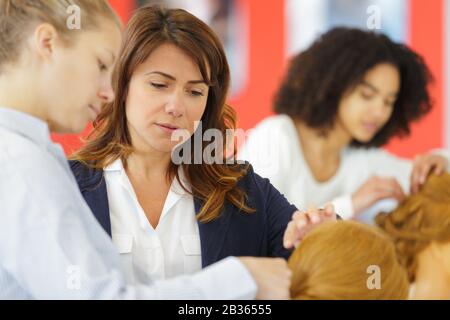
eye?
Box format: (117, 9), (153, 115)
(190, 90), (204, 97)
(360, 90), (374, 100)
(151, 83), (167, 89)
(98, 59), (107, 72)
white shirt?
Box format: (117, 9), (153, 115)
(104, 159), (202, 285)
(239, 115), (450, 222)
(0, 107), (257, 299)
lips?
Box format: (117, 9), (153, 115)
(362, 122), (379, 132)
(156, 122), (180, 134)
(158, 122), (179, 129)
(89, 104), (101, 118)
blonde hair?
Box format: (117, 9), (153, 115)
(288, 220), (409, 300)
(376, 173), (450, 282)
(0, 0), (120, 71)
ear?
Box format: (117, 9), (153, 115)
(33, 23), (59, 60)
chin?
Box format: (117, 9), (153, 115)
(69, 120), (90, 135)
(147, 140), (175, 154)
(353, 133), (374, 144)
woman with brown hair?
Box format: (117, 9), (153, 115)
(0, 0), (301, 300)
(288, 220), (409, 300)
(69, 4), (332, 294)
(376, 173), (450, 299)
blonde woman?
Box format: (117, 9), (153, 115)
(288, 220), (409, 299)
(376, 173), (450, 299)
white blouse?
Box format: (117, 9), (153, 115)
(239, 115), (449, 222)
(104, 159), (202, 285)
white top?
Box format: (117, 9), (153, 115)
(0, 107), (257, 299)
(104, 159), (202, 285)
(239, 115), (450, 221)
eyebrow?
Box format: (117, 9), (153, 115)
(144, 71), (207, 85)
(360, 80), (398, 98)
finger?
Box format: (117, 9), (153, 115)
(410, 165), (421, 194)
(389, 179), (406, 200)
(308, 210), (321, 224)
(284, 213), (309, 248)
(433, 161), (445, 175)
(295, 213), (310, 229)
(283, 221), (296, 248)
(418, 162), (432, 185)
(305, 204), (320, 224)
(372, 180), (400, 200)
(293, 214), (311, 246)
(411, 155), (425, 192)
(323, 203), (335, 215)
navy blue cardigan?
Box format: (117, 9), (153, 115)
(69, 161), (297, 267)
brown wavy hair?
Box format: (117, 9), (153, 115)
(376, 173), (450, 282)
(70, 4), (254, 223)
(288, 220), (409, 300)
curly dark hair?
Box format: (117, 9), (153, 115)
(274, 27), (434, 147)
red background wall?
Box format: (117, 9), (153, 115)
(53, 0), (445, 158)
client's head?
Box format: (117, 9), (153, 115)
(288, 220), (409, 299)
(376, 173), (450, 283)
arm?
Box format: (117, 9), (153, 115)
(328, 148), (450, 219)
(249, 168), (298, 259)
(0, 160), (257, 300)
(327, 149), (412, 219)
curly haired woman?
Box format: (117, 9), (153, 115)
(239, 27), (449, 222)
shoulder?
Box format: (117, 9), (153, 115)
(0, 132), (65, 184)
(0, 128), (47, 164)
(69, 160), (103, 190)
(236, 161), (295, 209)
(235, 161), (264, 190)
(247, 114), (295, 137)
(239, 115), (297, 175)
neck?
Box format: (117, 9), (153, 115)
(0, 70), (47, 122)
(412, 246), (450, 300)
(126, 147), (173, 182)
(295, 120), (352, 160)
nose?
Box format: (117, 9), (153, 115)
(98, 77), (115, 104)
(165, 91), (184, 118)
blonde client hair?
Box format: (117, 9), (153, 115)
(288, 220), (409, 299)
(0, 0), (120, 71)
(376, 173), (450, 283)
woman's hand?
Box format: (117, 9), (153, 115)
(351, 176), (405, 215)
(239, 257), (292, 300)
(410, 153), (448, 194)
(283, 203), (336, 249)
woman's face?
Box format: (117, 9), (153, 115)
(125, 43), (209, 154)
(336, 63), (400, 143)
(41, 18), (122, 133)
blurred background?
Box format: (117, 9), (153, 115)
(54, 0), (450, 158)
